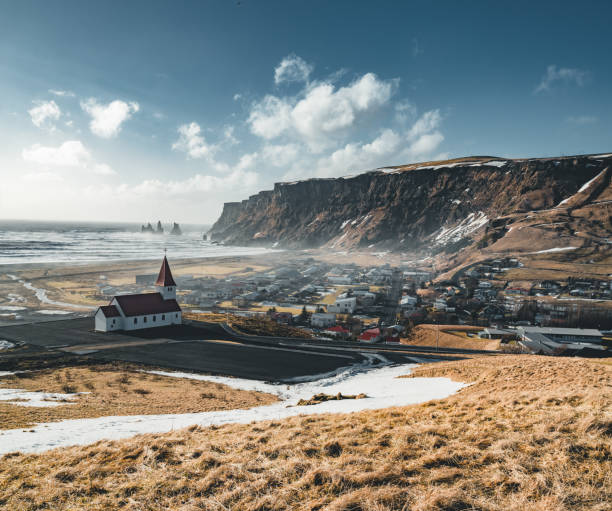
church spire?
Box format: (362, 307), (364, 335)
(155, 255), (177, 287)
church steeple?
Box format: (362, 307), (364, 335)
(155, 255), (177, 299)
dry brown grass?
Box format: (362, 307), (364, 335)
(185, 312), (312, 338)
(0, 356), (610, 510)
(403, 324), (500, 351)
(0, 364), (277, 430)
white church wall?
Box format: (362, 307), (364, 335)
(123, 312), (178, 331)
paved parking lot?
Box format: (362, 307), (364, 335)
(0, 318), (387, 382)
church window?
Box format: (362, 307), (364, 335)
(134, 318), (137, 324)
(153, 315), (156, 322)
(162, 315), (165, 320)
(144, 316), (147, 323)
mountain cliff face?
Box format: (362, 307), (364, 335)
(209, 154), (612, 255)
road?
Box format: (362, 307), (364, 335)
(0, 316), (498, 381)
(0, 318), (433, 382)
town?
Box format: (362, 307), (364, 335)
(92, 255), (611, 356)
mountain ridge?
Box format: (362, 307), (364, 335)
(209, 152), (612, 264)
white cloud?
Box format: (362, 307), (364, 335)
(172, 122), (218, 159)
(534, 65), (589, 94)
(566, 115), (598, 125)
(262, 144), (300, 167)
(91, 163), (117, 175)
(48, 89), (75, 97)
(22, 140), (90, 167)
(248, 95), (293, 140)
(274, 54), (313, 85)
(249, 71), (395, 151)
(80, 98), (140, 138)
(223, 125), (239, 145)
(395, 100), (417, 124)
(28, 100), (61, 130)
(22, 171), (64, 183)
(362, 129), (401, 156)
(233, 93), (242, 101)
(289, 108), (445, 180)
(407, 109), (442, 139)
(22, 140), (116, 175)
(130, 168), (258, 197)
(404, 131), (445, 159)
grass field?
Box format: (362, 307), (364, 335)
(0, 355), (609, 510)
(404, 324), (501, 351)
(0, 364), (277, 430)
(185, 312), (313, 338)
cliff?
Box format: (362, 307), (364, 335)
(209, 153), (612, 256)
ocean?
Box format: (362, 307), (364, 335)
(0, 220), (271, 265)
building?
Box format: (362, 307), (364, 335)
(327, 297), (357, 314)
(358, 327), (382, 342)
(311, 312), (336, 328)
(95, 256), (182, 332)
(478, 328), (518, 341)
(323, 325), (350, 338)
(518, 326), (604, 354)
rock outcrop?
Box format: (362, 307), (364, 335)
(209, 154), (612, 256)
(170, 222), (182, 235)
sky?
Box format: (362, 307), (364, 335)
(0, 0), (611, 224)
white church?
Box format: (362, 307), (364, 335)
(94, 256), (182, 332)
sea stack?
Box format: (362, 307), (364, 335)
(141, 223), (154, 233)
(170, 222), (182, 235)
(156, 221), (164, 234)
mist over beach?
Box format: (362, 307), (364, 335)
(0, 220), (273, 265)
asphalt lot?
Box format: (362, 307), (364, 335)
(0, 318), (401, 382)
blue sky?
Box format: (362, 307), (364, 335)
(0, 0), (610, 223)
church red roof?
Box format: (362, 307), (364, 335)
(113, 293), (181, 317)
(98, 305), (121, 318)
(155, 256), (177, 287)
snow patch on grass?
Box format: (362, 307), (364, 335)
(0, 340), (15, 350)
(0, 363), (467, 454)
(530, 246), (578, 254)
(433, 211), (488, 245)
(577, 169), (605, 193)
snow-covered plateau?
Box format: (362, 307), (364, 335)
(0, 363), (468, 455)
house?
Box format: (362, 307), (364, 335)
(478, 328), (518, 341)
(95, 256), (182, 332)
(324, 325), (350, 338)
(358, 327), (382, 342)
(400, 295), (418, 309)
(268, 311), (293, 325)
(327, 297), (357, 314)
(311, 312), (336, 328)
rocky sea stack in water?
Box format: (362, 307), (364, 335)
(209, 153), (612, 258)
(170, 222), (182, 235)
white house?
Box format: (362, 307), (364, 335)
(311, 312), (336, 328)
(94, 256), (182, 332)
(327, 296), (357, 314)
(400, 295), (418, 308)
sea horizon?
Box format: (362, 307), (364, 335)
(0, 219), (272, 266)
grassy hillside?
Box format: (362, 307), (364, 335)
(0, 363), (277, 430)
(1, 356), (610, 510)
(402, 324), (501, 351)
